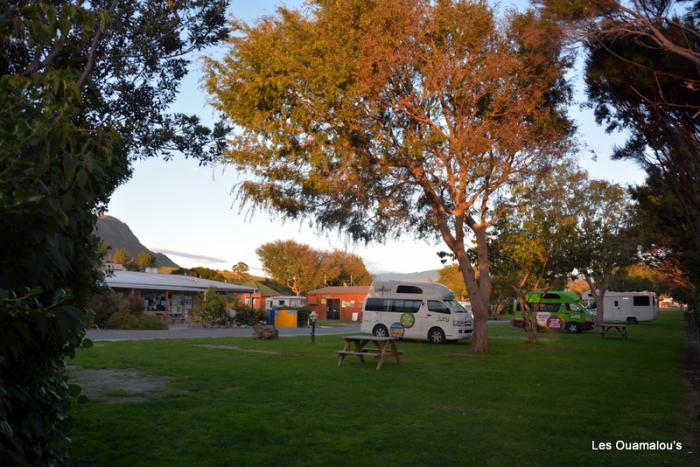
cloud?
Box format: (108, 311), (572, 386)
(150, 248), (227, 264)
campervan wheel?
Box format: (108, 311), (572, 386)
(428, 327), (446, 344)
(373, 325), (388, 338)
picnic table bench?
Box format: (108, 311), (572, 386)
(599, 322), (628, 339)
(337, 335), (402, 370)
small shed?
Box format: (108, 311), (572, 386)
(306, 286), (370, 321)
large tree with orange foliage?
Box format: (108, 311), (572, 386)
(206, 0), (573, 352)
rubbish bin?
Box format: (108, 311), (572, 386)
(274, 309), (298, 328)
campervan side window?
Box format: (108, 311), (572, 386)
(396, 285), (423, 294)
(428, 300), (450, 314)
(391, 299), (421, 313)
(633, 296), (650, 307)
(365, 298), (388, 312)
(533, 303), (561, 313)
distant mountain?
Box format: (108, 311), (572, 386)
(96, 215), (179, 268)
(373, 269), (440, 283)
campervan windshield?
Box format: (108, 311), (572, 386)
(445, 300), (467, 313)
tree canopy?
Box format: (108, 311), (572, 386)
(0, 1), (229, 463)
(542, 0), (700, 309)
(112, 248), (129, 265)
(572, 179), (638, 325)
(134, 251), (156, 270)
(490, 161), (584, 341)
(206, 0), (573, 352)
(256, 240), (371, 295)
(437, 264), (469, 300)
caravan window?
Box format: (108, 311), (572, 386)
(428, 300), (450, 314)
(396, 285), (423, 294)
(633, 296), (650, 307)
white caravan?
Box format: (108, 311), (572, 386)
(581, 291), (658, 323)
(265, 296), (306, 310)
(360, 281), (472, 343)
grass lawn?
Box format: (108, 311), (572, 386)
(68, 310), (696, 466)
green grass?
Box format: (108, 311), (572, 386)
(103, 387), (130, 398)
(68, 310), (696, 466)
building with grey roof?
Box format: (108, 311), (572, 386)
(105, 271), (254, 323)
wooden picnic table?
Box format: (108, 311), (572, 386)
(337, 335), (402, 370)
(599, 322), (628, 339)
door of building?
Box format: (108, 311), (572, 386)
(327, 299), (341, 320)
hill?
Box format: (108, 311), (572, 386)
(373, 269), (440, 283)
(96, 215), (179, 268)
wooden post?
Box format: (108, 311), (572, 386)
(164, 290), (169, 323)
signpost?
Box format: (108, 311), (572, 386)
(309, 311), (318, 343)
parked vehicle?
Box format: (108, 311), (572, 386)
(512, 290), (595, 333)
(581, 291), (658, 324)
(265, 295), (306, 311)
(360, 281), (472, 344)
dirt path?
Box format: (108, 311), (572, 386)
(68, 366), (176, 403)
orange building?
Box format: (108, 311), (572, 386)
(306, 286), (370, 321)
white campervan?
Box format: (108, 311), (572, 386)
(360, 281), (472, 343)
(582, 291), (658, 323)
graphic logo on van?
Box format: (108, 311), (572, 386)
(400, 313), (415, 328)
(546, 316), (563, 330)
(390, 322), (405, 337)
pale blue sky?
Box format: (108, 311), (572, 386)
(106, 0), (645, 275)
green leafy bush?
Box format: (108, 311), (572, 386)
(189, 287), (231, 326)
(89, 288), (123, 327)
(120, 292), (145, 316)
(104, 311), (168, 330)
(0, 2), (227, 463)
(296, 307), (311, 327)
(234, 305), (268, 326)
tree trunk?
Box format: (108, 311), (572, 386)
(473, 226), (493, 303)
(518, 296), (537, 343)
(456, 250), (489, 353)
(585, 275), (608, 328)
(594, 292), (605, 327)
(526, 310), (538, 342)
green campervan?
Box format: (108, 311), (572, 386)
(511, 290), (595, 333)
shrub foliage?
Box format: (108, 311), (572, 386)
(234, 305), (268, 327)
(0, 1), (227, 464)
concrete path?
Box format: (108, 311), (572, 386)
(86, 325), (361, 341)
(87, 320), (511, 341)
